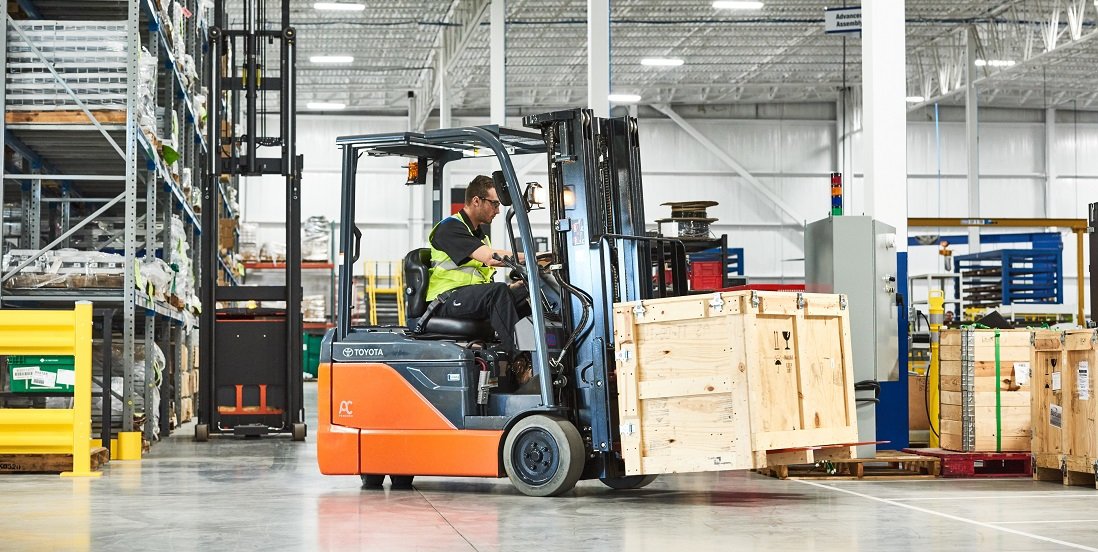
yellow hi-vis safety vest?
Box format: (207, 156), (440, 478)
(425, 214), (495, 300)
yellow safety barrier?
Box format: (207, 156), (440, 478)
(0, 301), (101, 477)
(928, 290), (944, 449)
(365, 260), (405, 326)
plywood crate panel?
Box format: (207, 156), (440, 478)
(939, 329), (1032, 452)
(1031, 329), (1065, 472)
(1061, 330), (1098, 480)
(613, 291), (858, 476)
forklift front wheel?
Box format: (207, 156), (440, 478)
(292, 423), (307, 442)
(599, 475), (658, 490)
(195, 424), (209, 442)
(503, 415), (584, 497)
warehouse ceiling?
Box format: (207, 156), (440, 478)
(222, 0), (1098, 115)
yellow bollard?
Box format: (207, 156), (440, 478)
(928, 290), (944, 449)
(117, 432), (144, 460)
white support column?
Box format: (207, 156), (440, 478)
(490, 0), (506, 126)
(1045, 107), (1056, 218)
(588, 0), (610, 117)
(965, 26), (980, 252)
(861, 0), (907, 248)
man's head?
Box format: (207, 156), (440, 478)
(464, 174), (501, 225)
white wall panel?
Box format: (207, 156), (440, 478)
(240, 111), (1098, 315)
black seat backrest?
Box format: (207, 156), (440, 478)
(403, 248), (431, 318)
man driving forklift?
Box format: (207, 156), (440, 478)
(423, 175), (529, 370)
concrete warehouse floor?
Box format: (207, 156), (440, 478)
(2, 383), (1097, 552)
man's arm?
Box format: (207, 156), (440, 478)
(469, 245), (525, 266)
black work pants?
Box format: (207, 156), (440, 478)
(435, 282), (531, 355)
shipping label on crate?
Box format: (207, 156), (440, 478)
(56, 368), (75, 387)
(1014, 362), (1031, 387)
(10, 366), (35, 380)
(1052, 371), (1062, 391)
(1079, 361), (1090, 401)
(30, 370), (56, 388)
(1051, 404), (1063, 428)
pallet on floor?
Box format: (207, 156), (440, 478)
(5, 110), (127, 124)
(1033, 453), (1098, 489)
(757, 450), (940, 480)
(902, 448), (1032, 478)
(0, 447), (109, 473)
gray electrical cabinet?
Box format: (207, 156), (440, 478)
(804, 216), (899, 458)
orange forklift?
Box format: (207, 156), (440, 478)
(317, 109), (687, 496)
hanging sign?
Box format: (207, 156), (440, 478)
(825, 7), (862, 34)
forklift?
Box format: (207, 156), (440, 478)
(197, 0), (306, 441)
(317, 109), (687, 496)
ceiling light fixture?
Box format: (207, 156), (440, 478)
(310, 55), (354, 64)
(307, 102), (346, 110)
(641, 57), (685, 67)
(313, 2), (365, 11)
(975, 59), (1016, 67)
(712, 1), (765, 9)
(608, 93), (642, 103)
(906, 96), (925, 103)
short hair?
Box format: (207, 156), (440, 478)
(466, 175), (495, 204)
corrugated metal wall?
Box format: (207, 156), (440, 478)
(241, 110), (1098, 314)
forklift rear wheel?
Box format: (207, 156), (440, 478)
(599, 475), (658, 490)
(389, 475), (415, 489)
(195, 424), (209, 442)
(502, 415), (584, 497)
(292, 423), (307, 442)
(361, 475), (384, 489)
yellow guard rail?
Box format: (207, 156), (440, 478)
(0, 302), (100, 477)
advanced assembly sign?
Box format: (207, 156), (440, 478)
(825, 6), (861, 34)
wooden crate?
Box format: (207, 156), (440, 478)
(613, 290), (858, 476)
(1054, 331), (1089, 485)
(938, 329), (1032, 452)
(1032, 329), (1066, 476)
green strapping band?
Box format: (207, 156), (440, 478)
(994, 329), (1002, 452)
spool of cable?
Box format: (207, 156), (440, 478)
(656, 201), (719, 238)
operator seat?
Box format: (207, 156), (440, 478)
(403, 248), (495, 341)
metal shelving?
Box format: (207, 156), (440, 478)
(1, 0), (212, 442)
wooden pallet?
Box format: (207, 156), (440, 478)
(5, 110), (127, 124)
(0, 447), (109, 474)
(1033, 453), (1098, 489)
(903, 448), (1032, 478)
(757, 450), (940, 480)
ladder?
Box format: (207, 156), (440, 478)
(364, 260), (405, 326)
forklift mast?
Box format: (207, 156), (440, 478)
(197, 0), (305, 440)
(523, 110), (682, 461)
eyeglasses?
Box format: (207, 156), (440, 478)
(478, 196), (501, 208)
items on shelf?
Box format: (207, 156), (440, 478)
(2, 249), (126, 289)
(239, 222), (260, 261)
(259, 242), (287, 263)
(5, 20), (129, 112)
(303, 294), (327, 323)
(302, 216), (331, 262)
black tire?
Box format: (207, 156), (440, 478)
(194, 424), (209, 442)
(292, 423), (307, 442)
(361, 474), (384, 489)
(502, 415), (585, 497)
(600, 475), (657, 490)
(389, 475), (414, 489)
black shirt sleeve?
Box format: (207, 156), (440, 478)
(430, 217), (484, 266)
